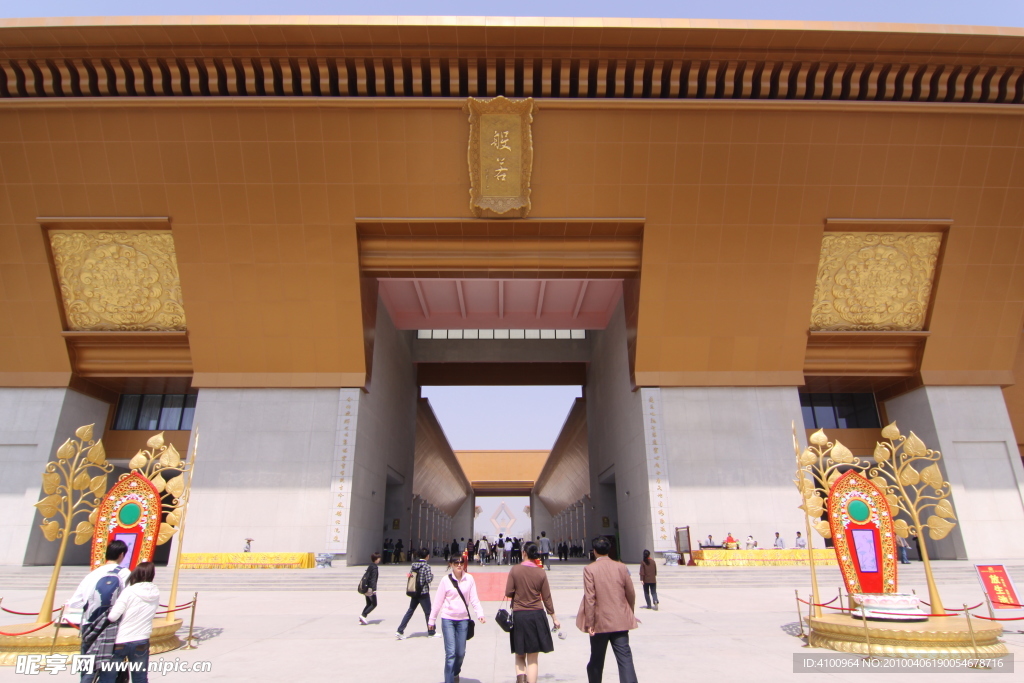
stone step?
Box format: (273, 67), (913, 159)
(1, 560), (1015, 595)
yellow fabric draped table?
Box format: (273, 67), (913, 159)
(179, 552), (316, 569)
(692, 549), (837, 567)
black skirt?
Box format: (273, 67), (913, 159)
(510, 609), (553, 655)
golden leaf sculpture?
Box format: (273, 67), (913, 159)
(934, 499), (956, 519)
(41, 520), (60, 541)
(123, 432), (194, 545)
(35, 494), (61, 518)
(128, 451), (148, 470)
(157, 523), (177, 544)
(32, 423), (115, 622)
(792, 423), (869, 539)
(56, 439), (75, 460)
(90, 475), (107, 497)
(920, 463), (944, 491)
(832, 441), (854, 464)
(904, 432), (927, 458)
(898, 463), (920, 487)
(42, 472), (60, 494)
(74, 521), (94, 545)
(88, 508), (98, 525)
(873, 442), (891, 461)
(159, 443), (181, 468)
(927, 516), (956, 540)
(166, 475), (185, 499)
(86, 440), (107, 465)
(867, 423), (956, 613)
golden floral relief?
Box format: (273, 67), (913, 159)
(50, 230), (187, 331)
(810, 232), (941, 331)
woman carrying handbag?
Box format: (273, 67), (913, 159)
(428, 556), (486, 683)
(504, 542), (561, 683)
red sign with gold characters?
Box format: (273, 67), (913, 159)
(90, 471), (162, 570)
(976, 564), (1022, 610)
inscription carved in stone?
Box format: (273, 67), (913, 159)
(810, 232), (942, 332)
(49, 230), (187, 331)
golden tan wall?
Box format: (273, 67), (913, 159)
(1, 105), (1023, 388)
(455, 450), (549, 484)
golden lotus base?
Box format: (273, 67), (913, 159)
(808, 614), (1007, 657)
(0, 619), (182, 666)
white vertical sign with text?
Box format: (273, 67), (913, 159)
(325, 388), (360, 554)
(641, 388), (674, 552)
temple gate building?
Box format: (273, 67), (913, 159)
(2, 16), (1024, 566)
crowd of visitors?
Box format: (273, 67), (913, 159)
(698, 531), (810, 550)
(357, 536), (644, 683)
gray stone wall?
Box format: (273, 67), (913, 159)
(0, 388), (111, 566)
(884, 385), (1024, 560)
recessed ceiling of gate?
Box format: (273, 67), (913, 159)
(379, 278), (622, 330)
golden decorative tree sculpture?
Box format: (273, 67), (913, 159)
(867, 422), (956, 614)
(125, 431), (198, 619)
(34, 424), (113, 623)
(792, 424), (870, 617)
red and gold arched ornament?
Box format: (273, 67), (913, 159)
(827, 470), (898, 595)
(90, 471), (161, 570)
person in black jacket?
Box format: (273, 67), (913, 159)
(359, 552), (382, 625)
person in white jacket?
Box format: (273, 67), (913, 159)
(101, 562), (160, 683)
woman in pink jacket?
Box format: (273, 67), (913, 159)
(429, 556), (487, 683)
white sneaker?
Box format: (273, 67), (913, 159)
(395, 632), (407, 640)
(359, 616), (368, 625)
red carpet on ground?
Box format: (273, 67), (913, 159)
(469, 571), (509, 601)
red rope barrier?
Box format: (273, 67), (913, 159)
(158, 601), (194, 609)
(944, 602), (984, 612)
(796, 596), (840, 607)
(0, 605), (62, 616)
(972, 613), (1024, 621)
(0, 621), (55, 636)
(155, 603), (193, 615)
(992, 599), (1024, 608)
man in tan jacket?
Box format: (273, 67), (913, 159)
(576, 537), (639, 683)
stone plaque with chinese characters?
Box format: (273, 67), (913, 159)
(467, 96), (534, 217)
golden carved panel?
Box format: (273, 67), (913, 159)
(810, 232), (941, 332)
(49, 230), (187, 331)
(467, 96), (534, 218)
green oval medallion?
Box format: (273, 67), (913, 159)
(118, 502), (142, 527)
(847, 499), (871, 523)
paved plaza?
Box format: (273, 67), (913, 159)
(2, 560), (1022, 682)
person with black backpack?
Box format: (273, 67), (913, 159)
(70, 540), (129, 682)
(395, 547), (434, 639)
(358, 552), (381, 625)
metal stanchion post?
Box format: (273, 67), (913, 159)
(795, 590), (806, 638)
(49, 605), (65, 655)
(182, 592), (199, 650)
(964, 603), (986, 668)
(985, 594), (996, 620)
(861, 607), (872, 660)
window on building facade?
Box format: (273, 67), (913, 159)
(799, 393), (881, 430)
(113, 394), (197, 431)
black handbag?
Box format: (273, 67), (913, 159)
(495, 594), (513, 633)
(449, 575), (476, 640)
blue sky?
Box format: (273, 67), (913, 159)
(3, 0), (1022, 26)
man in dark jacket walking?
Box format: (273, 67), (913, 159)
(396, 548), (435, 639)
